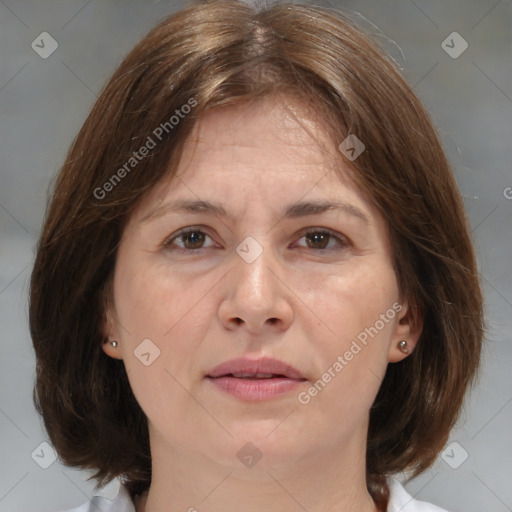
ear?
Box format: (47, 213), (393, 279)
(388, 300), (423, 363)
(100, 309), (124, 360)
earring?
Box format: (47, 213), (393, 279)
(397, 340), (409, 354)
(110, 340), (118, 347)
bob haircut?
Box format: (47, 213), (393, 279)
(29, 0), (484, 507)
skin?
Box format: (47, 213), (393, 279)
(102, 94), (422, 512)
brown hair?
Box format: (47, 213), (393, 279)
(29, 0), (484, 508)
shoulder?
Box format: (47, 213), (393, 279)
(58, 485), (135, 512)
(387, 477), (450, 512)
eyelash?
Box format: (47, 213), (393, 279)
(162, 226), (349, 253)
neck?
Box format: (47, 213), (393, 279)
(135, 425), (379, 512)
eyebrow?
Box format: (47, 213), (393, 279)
(140, 198), (369, 225)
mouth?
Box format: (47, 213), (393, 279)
(216, 372), (293, 379)
(207, 356), (305, 380)
(206, 357), (307, 401)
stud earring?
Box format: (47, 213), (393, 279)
(397, 340), (409, 354)
(110, 340), (118, 347)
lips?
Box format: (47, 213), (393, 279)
(207, 356), (305, 380)
(206, 356), (306, 401)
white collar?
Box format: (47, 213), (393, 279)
(87, 477), (449, 512)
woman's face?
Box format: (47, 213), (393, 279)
(103, 95), (418, 473)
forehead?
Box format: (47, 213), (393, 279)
(180, 95), (337, 173)
(130, 95), (375, 223)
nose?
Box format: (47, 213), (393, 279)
(218, 241), (294, 335)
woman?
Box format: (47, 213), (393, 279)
(29, 0), (483, 511)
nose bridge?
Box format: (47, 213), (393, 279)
(233, 235), (277, 306)
(218, 234), (293, 332)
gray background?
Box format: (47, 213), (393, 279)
(0, 0), (511, 511)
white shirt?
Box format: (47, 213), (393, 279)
(61, 478), (449, 512)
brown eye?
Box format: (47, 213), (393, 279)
(297, 229), (348, 251)
(305, 232), (331, 249)
(179, 231), (206, 249)
(164, 228), (215, 251)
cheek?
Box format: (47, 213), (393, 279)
(298, 258), (399, 399)
(111, 254), (216, 413)
(113, 253), (204, 340)
(300, 256), (399, 340)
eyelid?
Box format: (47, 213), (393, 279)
(162, 225), (217, 250)
(293, 227), (349, 250)
(162, 225), (350, 252)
